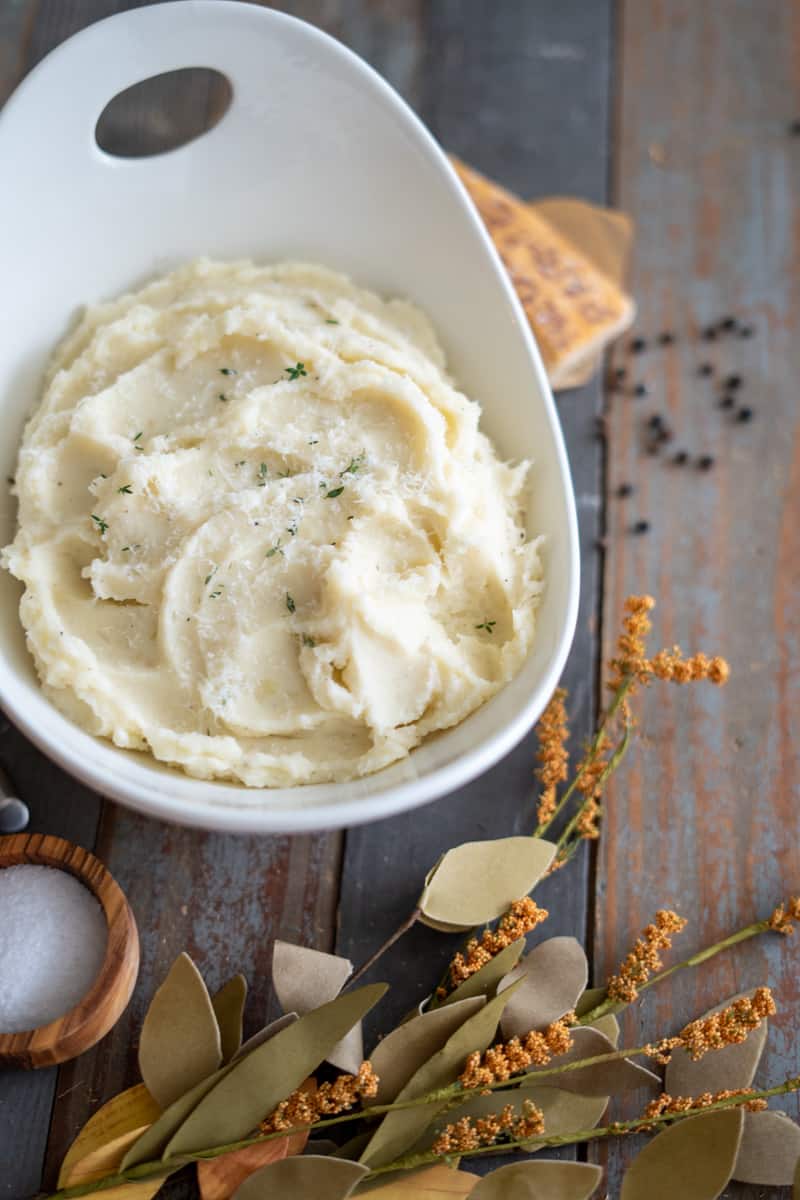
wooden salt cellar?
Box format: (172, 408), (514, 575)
(0, 833), (139, 1068)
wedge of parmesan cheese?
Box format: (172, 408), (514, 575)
(452, 158), (635, 388)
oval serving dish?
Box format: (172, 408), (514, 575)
(0, 2), (579, 833)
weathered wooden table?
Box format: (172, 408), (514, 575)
(1, 3), (797, 1197)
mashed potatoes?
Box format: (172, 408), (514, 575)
(3, 260), (543, 786)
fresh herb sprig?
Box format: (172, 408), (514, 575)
(284, 363), (308, 381)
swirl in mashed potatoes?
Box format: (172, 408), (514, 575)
(2, 260), (543, 786)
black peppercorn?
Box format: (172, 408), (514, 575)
(672, 450), (689, 465)
(701, 326), (718, 341)
(738, 325), (754, 338)
(736, 406), (754, 422)
(789, 119), (800, 136)
(724, 374), (742, 390)
(633, 519), (651, 534)
(615, 366), (627, 380)
(658, 331), (675, 345)
(697, 363), (714, 377)
(647, 414), (664, 429)
(634, 383), (649, 397)
(719, 394), (736, 410)
(630, 337), (647, 353)
(617, 482), (634, 497)
(698, 454), (715, 470)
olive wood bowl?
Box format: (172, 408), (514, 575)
(0, 833), (139, 1068)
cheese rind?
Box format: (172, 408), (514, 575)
(452, 158), (635, 387)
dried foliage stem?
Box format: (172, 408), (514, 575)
(555, 724), (632, 858)
(534, 674), (635, 840)
(44, 1030), (770, 1200)
(346, 906), (422, 988)
(364, 1075), (800, 1180)
(582, 913), (781, 1022)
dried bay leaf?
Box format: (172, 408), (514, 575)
(369, 996), (486, 1104)
(232, 1155), (368, 1200)
(166, 983), (387, 1157)
(139, 953), (222, 1110)
(366, 1164), (479, 1196)
(273, 941), (361, 1073)
(470, 1160), (603, 1199)
(531, 1026), (658, 1096)
(61, 1126), (173, 1200)
(418, 839), (556, 930)
(198, 1078), (313, 1198)
(235, 1012), (297, 1060)
(273, 941), (352, 1010)
(58, 1084), (161, 1187)
(620, 1109), (744, 1200)
(498, 937), (589, 1037)
(123, 1015), (302, 1169)
(62, 1183), (165, 1200)
(359, 985), (518, 1169)
(588, 1012), (619, 1046)
(665, 991), (768, 1098)
(122, 1067), (231, 1169)
(61, 1128), (154, 1184)
(519, 1085), (608, 1140)
(212, 975), (248, 1064)
(442, 939), (525, 1008)
(575, 988), (606, 1019)
(732, 1109), (800, 1186)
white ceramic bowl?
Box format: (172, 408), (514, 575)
(0, 2), (578, 833)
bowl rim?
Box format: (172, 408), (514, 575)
(0, 1), (580, 835)
(0, 833), (140, 1068)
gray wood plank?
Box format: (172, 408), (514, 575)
(0, 0), (35, 107)
(328, 0), (613, 1174)
(596, 2), (800, 1197)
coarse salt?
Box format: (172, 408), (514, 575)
(0, 865), (107, 1033)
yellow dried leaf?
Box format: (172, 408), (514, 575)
(369, 1164), (479, 1195)
(418, 839), (556, 930)
(62, 1128), (150, 1185)
(62, 1185), (165, 1200)
(58, 1085), (161, 1187)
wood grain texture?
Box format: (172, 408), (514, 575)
(596, 2), (800, 1197)
(0, 835), (139, 1070)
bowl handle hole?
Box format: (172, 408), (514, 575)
(95, 67), (232, 158)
